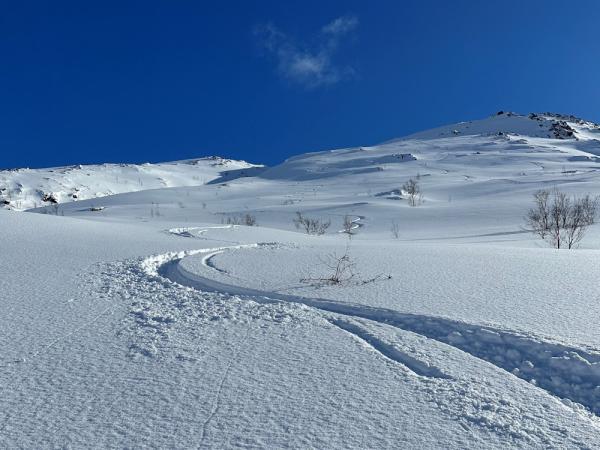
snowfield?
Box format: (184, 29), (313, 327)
(3, 111), (600, 448)
(0, 156), (263, 211)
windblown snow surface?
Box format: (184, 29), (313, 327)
(3, 112), (600, 448)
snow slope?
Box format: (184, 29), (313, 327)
(3, 213), (600, 448)
(0, 156), (263, 210)
(47, 111), (600, 244)
(403, 111), (600, 142)
(3, 111), (600, 447)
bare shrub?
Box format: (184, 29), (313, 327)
(342, 215), (356, 235)
(294, 212), (330, 235)
(150, 202), (161, 218)
(301, 246), (356, 285)
(391, 220), (400, 239)
(402, 178), (422, 206)
(225, 213), (257, 226)
(243, 213), (257, 226)
(301, 245), (392, 286)
(526, 189), (597, 249)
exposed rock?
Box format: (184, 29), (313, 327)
(41, 193), (59, 204)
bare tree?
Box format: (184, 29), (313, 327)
(294, 212), (330, 235)
(548, 190), (569, 249)
(564, 194), (597, 249)
(526, 189), (597, 249)
(403, 178), (422, 207)
(526, 190), (550, 239)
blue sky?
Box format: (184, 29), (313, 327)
(1, 0), (600, 168)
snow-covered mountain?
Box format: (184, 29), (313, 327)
(4, 111), (600, 211)
(5, 112), (600, 448)
(260, 111), (600, 180)
(403, 111), (600, 142)
(27, 110), (600, 245)
(0, 156), (263, 210)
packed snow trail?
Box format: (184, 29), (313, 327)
(330, 318), (450, 379)
(144, 232), (600, 417)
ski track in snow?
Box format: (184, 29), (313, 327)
(330, 318), (450, 379)
(143, 226), (600, 417)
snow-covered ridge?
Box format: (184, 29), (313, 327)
(402, 111), (600, 141)
(259, 111), (600, 181)
(0, 156), (263, 210)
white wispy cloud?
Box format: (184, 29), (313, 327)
(322, 15), (359, 36)
(255, 15), (358, 89)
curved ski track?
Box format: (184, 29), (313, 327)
(145, 226), (600, 416)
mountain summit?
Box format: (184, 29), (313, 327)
(404, 111), (600, 142)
